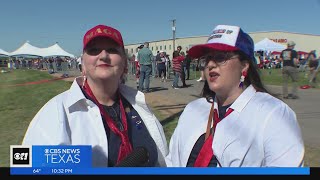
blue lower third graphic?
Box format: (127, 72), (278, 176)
(10, 145), (310, 175)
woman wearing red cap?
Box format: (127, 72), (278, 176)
(166, 25), (304, 167)
(22, 24), (168, 167)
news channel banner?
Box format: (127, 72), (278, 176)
(10, 145), (311, 175)
(10, 145), (92, 175)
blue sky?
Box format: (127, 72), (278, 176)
(1, 0), (320, 56)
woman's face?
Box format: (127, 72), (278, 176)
(204, 51), (249, 95)
(82, 37), (126, 82)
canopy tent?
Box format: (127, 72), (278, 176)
(10, 42), (43, 57)
(254, 38), (286, 52)
(41, 43), (75, 58)
(9, 41), (75, 58)
(0, 48), (9, 56)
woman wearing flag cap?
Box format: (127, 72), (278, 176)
(165, 25), (304, 167)
(22, 24), (168, 167)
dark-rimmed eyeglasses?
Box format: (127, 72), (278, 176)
(203, 53), (239, 69)
(85, 47), (121, 56)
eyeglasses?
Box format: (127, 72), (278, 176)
(203, 53), (239, 69)
(85, 47), (121, 56)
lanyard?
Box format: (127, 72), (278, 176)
(194, 102), (233, 167)
(83, 80), (132, 164)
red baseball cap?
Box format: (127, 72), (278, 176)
(83, 24), (124, 50)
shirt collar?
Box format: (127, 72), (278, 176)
(65, 77), (88, 108)
(66, 77), (147, 109)
(213, 85), (256, 113)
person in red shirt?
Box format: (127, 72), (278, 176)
(172, 49), (185, 89)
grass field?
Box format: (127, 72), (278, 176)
(0, 69), (71, 167)
(0, 68), (318, 167)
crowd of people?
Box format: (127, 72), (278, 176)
(127, 45), (193, 91)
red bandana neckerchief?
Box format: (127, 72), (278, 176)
(194, 102), (233, 167)
(83, 80), (132, 164)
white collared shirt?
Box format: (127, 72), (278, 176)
(22, 77), (168, 167)
(166, 85), (304, 167)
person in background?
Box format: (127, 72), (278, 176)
(138, 42), (154, 93)
(280, 41), (299, 99)
(165, 54), (171, 79)
(184, 50), (192, 80)
(22, 24), (168, 167)
(173, 46), (187, 87)
(156, 51), (167, 82)
(166, 25), (304, 167)
(135, 45), (144, 89)
(307, 50), (318, 88)
(154, 51), (160, 78)
(172, 48), (185, 89)
(196, 57), (206, 82)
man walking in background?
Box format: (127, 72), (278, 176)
(280, 41), (299, 99)
(138, 42), (153, 93)
(307, 50), (318, 88)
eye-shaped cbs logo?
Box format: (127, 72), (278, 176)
(10, 145), (32, 167)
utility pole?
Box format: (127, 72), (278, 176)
(171, 19), (176, 54)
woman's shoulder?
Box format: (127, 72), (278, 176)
(183, 98), (211, 115)
(186, 98), (208, 107)
(253, 92), (293, 112)
(174, 98), (211, 131)
(119, 84), (148, 108)
(119, 84), (140, 98)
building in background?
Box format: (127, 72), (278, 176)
(125, 31), (320, 60)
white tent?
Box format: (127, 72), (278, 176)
(41, 43), (75, 58)
(10, 41), (43, 57)
(9, 42), (75, 58)
(0, 48), (9, 56)
(254, 38), (286, 52)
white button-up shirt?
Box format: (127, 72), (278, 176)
(166, 85), (304, 167)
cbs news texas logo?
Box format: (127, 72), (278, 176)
(10, 145), (32, 167)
